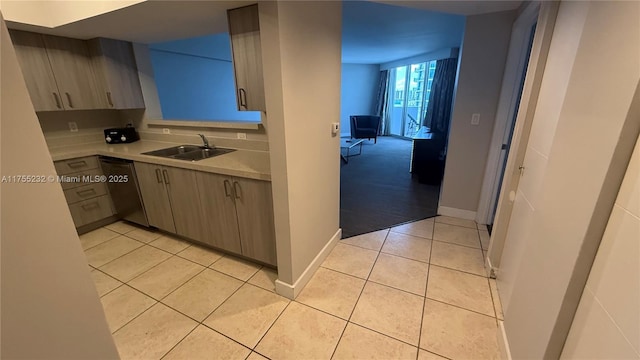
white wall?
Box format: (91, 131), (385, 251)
(340, 63), (379, 137)
(149, 34), (260, 122)
(439, 10), (515, 217)
(561, 133), (640, 359)
(130, 43), (269, 152)
(260, 1), (342, 298)
(0, 13), (119, 359)
(500, 1), (640, 358)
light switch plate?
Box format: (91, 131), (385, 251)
(471, 113), (480, 125)
(68, 122), (78, 132)
(331, 122), (340, 135)
(237, 132), (247, 140)
(162, 128), (171, 134)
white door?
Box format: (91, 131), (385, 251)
(496, 1), (590, 312)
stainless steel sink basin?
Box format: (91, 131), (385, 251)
(173, 147), (235, 161)
(142, 145), (235, 161)
(143, 145), (202, 157)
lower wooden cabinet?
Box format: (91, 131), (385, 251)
(196, 172), (243, 254)
(68, 195), (114, 227)
(233, 177), (277, 266)
(196, 173), (277, 265)
(135, 161), (276, 266)
(54, 156), (115, 229)
(134, 162), (207, 243)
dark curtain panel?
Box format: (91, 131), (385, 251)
(423, 58), (458, 135)
(374, 70), (391, 135)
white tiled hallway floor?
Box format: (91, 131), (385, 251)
(82, 216), (503, 360)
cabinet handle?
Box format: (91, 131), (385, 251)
(223, 180), (232, 197)
(65, 92), (73, 108)
(106, 92), (114, 107)
(81, 201), (100, 210)
(76, 188), (96, 196)
(233, 181), (241, 199)
(53, 93), (62, 109)
(162, 169), (170, 184)
(238, 88), (247, 109)
(155, 169), (162, 183)
(67, 160), (87, 168)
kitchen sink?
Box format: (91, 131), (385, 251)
(173, 147), (235, 161)
(142, 145), (235, 161)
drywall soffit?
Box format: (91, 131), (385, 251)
(1, 0), (145, 28)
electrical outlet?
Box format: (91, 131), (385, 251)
(237, 132), (247, 140)
(68, 122), (78, 132)
(471, 113), (480, 125)
(162, 128), (171, 134)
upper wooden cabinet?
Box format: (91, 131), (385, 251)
(9, 30), (66, 111)
(228, 4), (266, 112)
(88, 38), (145, 109)
(40, 34), (104, 110)
(9, 29), (144, 111)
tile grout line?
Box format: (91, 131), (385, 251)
(424, 297), (498, 320)
(158, 324), (200, 360)
(249, 300), (293, 352)
(329, 229), (390, 359)
(428, 262), (489, 279)
(89, 238), (147, 268)
(85, 225), (275, 359)
(106, 284), (160, 334)
(428, 262), (491, 280)
(345, 228), (389, 322)
(105, 248), (223, 341)
(156, 271), (272, 357)
(416, 222), (435, 359)
(101, 218), (491, 359)
(106, 258), (212, 337)
(333, 229), (449, 355)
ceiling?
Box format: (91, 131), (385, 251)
(5, 0), (255, 43)
(342, 1), (465, 64)
(5, 0), (521, 64)
(373, 0), (522, 16)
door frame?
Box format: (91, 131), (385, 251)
(485, 1), (560, 274)
(476, 1), (541, 226)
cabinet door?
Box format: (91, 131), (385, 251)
(233, 178), (276, 266)
(134, 162), (176, 233)
(228, 4), (266, 112)
(89, 38), (145, 109)
(9, 30), (64, 111)
(195, 172), (242, 254)
(42, 34), (103, 110)
(164, 167), (208, 243)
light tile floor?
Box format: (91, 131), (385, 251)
(82, 216), (503, 360)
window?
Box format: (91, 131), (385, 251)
(388, 60), (438, 137)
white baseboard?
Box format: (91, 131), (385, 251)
(486, 254), (497, 278)
(275, 228), (341, 300)
(498, 320), (512, 360)
(437, 206), (477, 220)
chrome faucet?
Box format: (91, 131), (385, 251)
(198, 133), (210, 148)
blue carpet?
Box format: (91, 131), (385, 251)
(340, 136), (440, 238)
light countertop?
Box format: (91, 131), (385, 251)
(48, 140), (271, 181)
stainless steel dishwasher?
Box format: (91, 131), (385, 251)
(99, 156), (149, 227)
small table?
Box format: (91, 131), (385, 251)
(340, 138), (364, 163)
